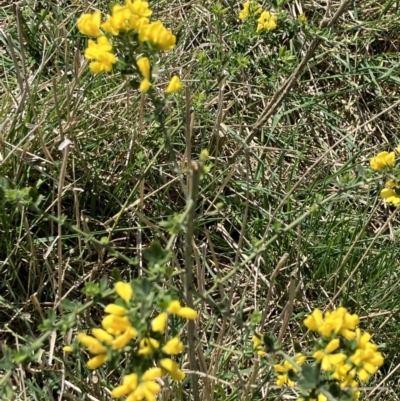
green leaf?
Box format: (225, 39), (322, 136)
(132, 277), (152, 300)
(82, 282), (100, 297)
(263, 334), (276, 352)
(293, 341), (302, 354)
(298, 364), (319, 390)
(143, 241), (171, 267)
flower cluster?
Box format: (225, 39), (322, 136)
(256, 307), (384, 401)
(370, 146), (400, 205)
(238, 1), (277, 32)
(77, 1), (182, 93)
(65, 281), (197, 400)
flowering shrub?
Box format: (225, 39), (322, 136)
(77, 0), (182, 93)
(370, 146), (400, 205)
(64, 280), (197, 400)
(254, 307), (384, 400)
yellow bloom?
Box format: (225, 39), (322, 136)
(252, 333), (266, 356)
(257, 10), (277, 32)
(160, 358), (185, 381)
(92, 328), (114, 344)
(112, 373), (139, 398)
(104, 303), (127, 316)
(370, 151), (395, 171)
(349, 329), (384, 382)
(138, 337), (160, 355)
(304, 307), (359, 338)
(86, 354), (107, 369)
(113, 370), (161, 400)
(139, 78), (151, 92)
(62, 345), (73, 353)
(142, 367), (162, 381)
(77, 333), (106, 354)
(112, 327), (138, 350)
(162, 336), (184, 355)
(77, 10), (102, 37)
(102, 4), (132, 35)
(313, 339), (346, 372)
(274, 360), (297, 387)
(102, 314), (131, 335)
(138, 20), (176, 51)
(115, 281), (133, 303)
(137, 57), (151, 79)
(151, 312), (168, 333)
(166, 76), (183, 94)
(167, 300), (197, 319)
(126, 0), (153, 18)
(239, 1), (250, 20)
(381, 185), (400, 205)
(304, 309), (323, 331)
(84, 36), (116, 74)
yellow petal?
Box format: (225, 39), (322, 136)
(86, 354), (107, 369)
(104, 304), (127, 316)
(151, 312), (168, 333)
(166, 76), (182, 94)
(115, 281), (133, 303)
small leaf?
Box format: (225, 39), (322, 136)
(294, 341), (302, 354)
(82, 282), (100, 297)
(263, 334), (276, 352)
(143, 241), (170, 267)
(298, 364), (319, 390)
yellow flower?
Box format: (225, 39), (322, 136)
(274, 354), (305, 387)
(139, 78), (151, 92)
(77, 10), (102, 37)
(313, 339), (346, 371)
(137, 57), (151, 79)
(304, 309), (323, 332)
(162, 336), (184, 355)
(91, 328), (114, 344)
(167, 300), (197, 319)
(252, 333), (266, 356)
(86, 354), (107, 369)
(112, 327), (137, 350)
(115, 281), (133, 303)
(257, 11), (277, 32)
(349, 329), (384, 382)
(138, 337), (160, 355)
(370, 151), (395, 171)
(77, 333), (106, 354)
(138, 20), (176, 51)
(142, 367), (163, 381)
(381, 185), (400, 206)
(166, 76), (182, 94)
(104, 304), (127, 316)
(62, 345), (73, 353)
(102, 314), (131, 335)
(304, 307), (359, 338)
(160, 358), (185, 381)
(84, 36), (116, 74)
(112, 373), (138, 398)
(77, 332), (110, 369)
(239, 1), (250, 20)
(274, 361), (297, 387)
(102, 4), (132, 35)
(112, 370), (162, 400)
(126, 0), (153, 18)
(151, 312), (168, 333)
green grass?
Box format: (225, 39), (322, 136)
(1, 0), (400, 400)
